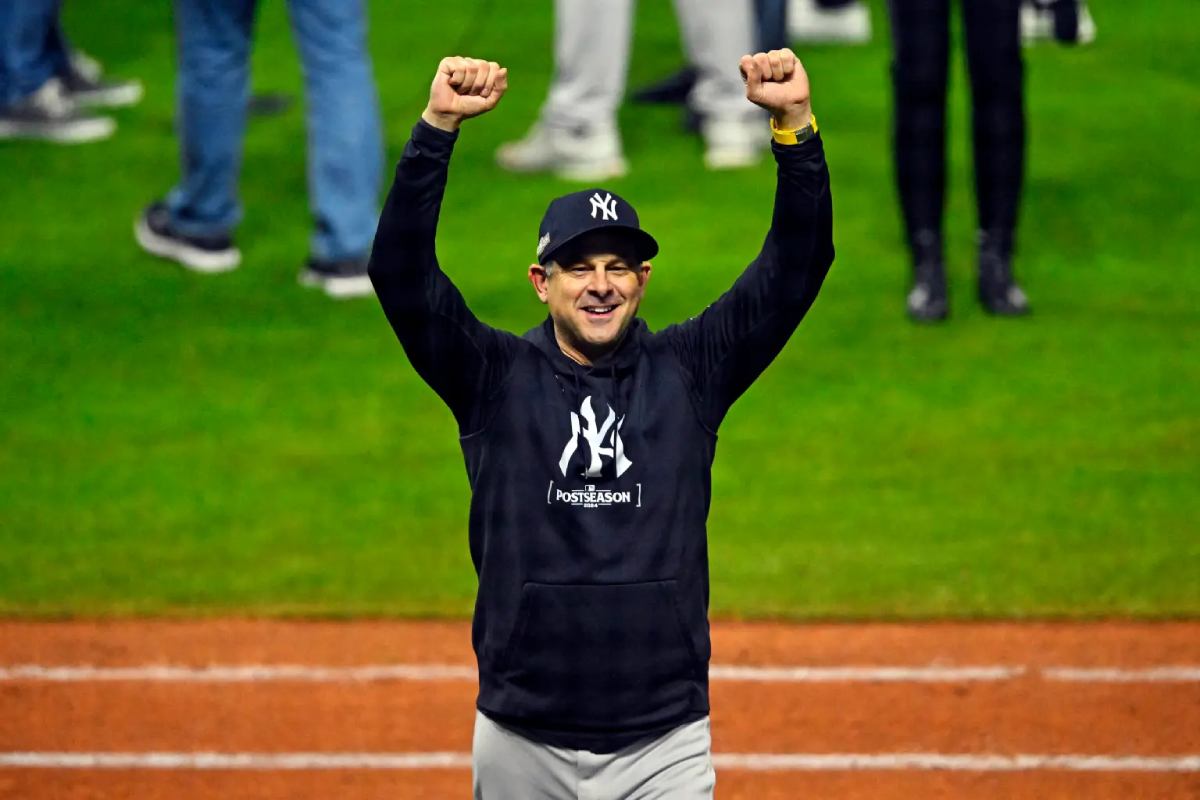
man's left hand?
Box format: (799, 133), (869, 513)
(739, 48), (813, 131)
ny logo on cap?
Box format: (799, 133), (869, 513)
(589, 192), (618, 222)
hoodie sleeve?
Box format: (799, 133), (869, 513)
(368, 120), (518, 434)
(662, 134), (834, 431)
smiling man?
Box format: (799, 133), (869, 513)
(529, 207), (658, 363)
(369, 50), (833, 799)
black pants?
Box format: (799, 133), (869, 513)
(888, 0), (1025, 250)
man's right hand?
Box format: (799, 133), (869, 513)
(422, 56), (509, 133)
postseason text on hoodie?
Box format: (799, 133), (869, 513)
(368, 119), (834, 754)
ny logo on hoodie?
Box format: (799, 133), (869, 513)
(559, 396), (632, 478)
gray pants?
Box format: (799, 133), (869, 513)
(472, 711), (716, 799)
(542, 0), (757, 130)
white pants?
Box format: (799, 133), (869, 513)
(541, 0), (757, 130)
(472, 711), (716, 799)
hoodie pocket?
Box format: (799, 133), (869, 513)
(494, 580), (706, 728)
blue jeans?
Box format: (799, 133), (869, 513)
(167, 0), (383, 262)
(0, 0), (73, 107)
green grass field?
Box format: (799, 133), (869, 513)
(1, 1), (1196, 618)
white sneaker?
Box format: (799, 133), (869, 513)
(63, 50), (145, 109)
(702, 116), (765, 171)
(298, 258), (374, 299)
(495, 122), (628, 182)
(1020, 0), (1096, 45)
(0, 78), (115, 143)
(788, 0), (872, 44)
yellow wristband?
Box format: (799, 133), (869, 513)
(770, 114), (818, 145)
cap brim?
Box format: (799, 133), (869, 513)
(539, 225), (659, 265)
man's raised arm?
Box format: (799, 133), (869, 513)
(665, 48), (835, 431)
(368, 57), (514, 432)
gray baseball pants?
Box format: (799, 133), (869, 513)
(472, 711), (716, 799)
(541, 0), (757, 130)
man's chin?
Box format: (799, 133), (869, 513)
(581, 332), (619, 350)
(559, 313), (634, 356)
(576, 317), (619, 339)
(571, 324), (621, 353)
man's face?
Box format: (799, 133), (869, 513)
(529, 231), (652, 363)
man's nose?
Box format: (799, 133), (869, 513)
(588, 268), (613, 296)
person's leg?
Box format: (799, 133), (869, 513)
(0, 0), (61, 106)
(632, 0), (777, 116)
(963, 0), (1029, 314)
(583, 716), (716, 799)
(888, 0), (950, 245)
(43, 16), (71, 78)
(963, 0), (1023, 240)
(471, 711), (578, 800)
(673, 0), (763, 169)
(495, 0), (630, 180)
(0, 0), (116, 143)
(887, 0), (951, 321)
(165, 0), (255, 238)
(135, 0), (250, 272)
(541, 0), (632, 131)
(285, 0), (383, 269)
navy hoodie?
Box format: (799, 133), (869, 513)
(369, 119), (834, 753)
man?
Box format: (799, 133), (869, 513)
(370, 49), (832, 797)
(134, 0), (383, 298)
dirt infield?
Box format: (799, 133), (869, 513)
(2, 620), (1198, 799)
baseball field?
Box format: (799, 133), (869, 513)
(1, 0), (1197, 797)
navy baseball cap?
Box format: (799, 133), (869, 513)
(536, 188), (659, 266)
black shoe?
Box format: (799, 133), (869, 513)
(0, 78), (114, 143)
(977, 230), (1030, 316)
(134, 202), (241, 273)
(60, 51), (143, 109)
(299, 257), (373, 299)
(906, 230), (948, 322)
(630, 67), (697, 105)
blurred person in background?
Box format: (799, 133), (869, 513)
(632, 0), (869, 120)
(889, 0), (1031, 321)
(0, 1), (142, 143)
(134, 0), (383, 299)
(495, 0), (764, 178)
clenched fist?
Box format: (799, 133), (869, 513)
(422, 56), (509, 132)
(739, 48), (812, 131)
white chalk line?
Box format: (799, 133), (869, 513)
(1, 751), (1197, 773)
(2, 663), (1199, 684)
(710, 665), (1027, 682)
(0, 664), (477, 683)
(1043, 667), (1200, 683)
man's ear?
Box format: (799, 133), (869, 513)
(639, 261), (652, 287)
(528, 263), (550, 303)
